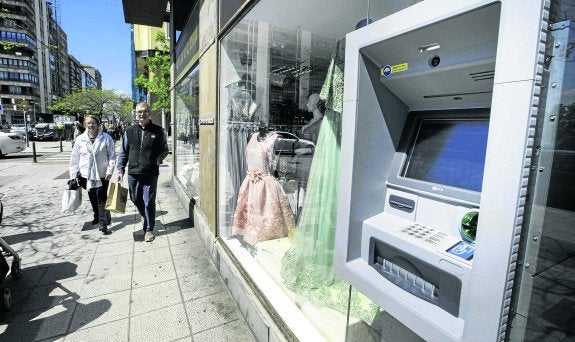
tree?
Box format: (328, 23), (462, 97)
(134, 31), (171, 113)
(50, 88), (132, 123)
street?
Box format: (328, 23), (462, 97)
(1, 139), (83, 163)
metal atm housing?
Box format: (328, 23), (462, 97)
(335, 1), (549, 341)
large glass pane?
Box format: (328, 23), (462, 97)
(508, 11), (575, 342)
(175, 65), (200, 198)
(215, 1), (428, 340)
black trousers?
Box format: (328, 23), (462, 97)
(79, 177), (111, 225)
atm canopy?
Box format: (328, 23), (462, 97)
(360, 4), (500, 111)
(122, 0), (196, 31)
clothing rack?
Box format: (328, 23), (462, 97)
(226, 121), (259, 130)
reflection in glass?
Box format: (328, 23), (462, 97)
(509, 19), (575, 342)
(175, 65), (200, 197)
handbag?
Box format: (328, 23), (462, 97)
(105, 182), (128, 214)
(62, 188), (82, 214)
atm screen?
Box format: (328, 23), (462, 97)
(401, 118), (489, 192)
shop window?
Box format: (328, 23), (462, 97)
(174, 64), (200, 198)
(217, 2), (389, 339)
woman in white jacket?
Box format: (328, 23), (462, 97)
(69, 115), (116, 234)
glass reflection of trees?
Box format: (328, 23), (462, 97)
(175, 66), (200, 197)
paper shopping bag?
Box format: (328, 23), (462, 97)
(62, 188), (82, 214)
(105, 182), (128, 214)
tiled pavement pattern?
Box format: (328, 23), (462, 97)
(0, 140), (255, 341)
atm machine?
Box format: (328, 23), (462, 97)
(335, 1), (549, 341)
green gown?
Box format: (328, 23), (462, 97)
(280, 43), (379, 323)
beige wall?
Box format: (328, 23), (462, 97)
(198, 44), (218, 233)
(199, 0), (218, 54)
(197, 0), (219, 233)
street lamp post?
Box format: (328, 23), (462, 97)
(24, 110), (29, 147)
(30, 101), (36, 123)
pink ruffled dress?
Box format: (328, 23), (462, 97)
(232, 132), (295, 245)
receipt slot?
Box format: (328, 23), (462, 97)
(335, 1), (549, 341)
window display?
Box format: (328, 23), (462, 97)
(218, 4), (383, 340)
(175, 65), (200, 197)
(232, 123), (296, 251)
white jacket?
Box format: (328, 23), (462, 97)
(69, 131), (116, 186)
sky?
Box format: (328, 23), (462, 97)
(60, 0), (132, 96)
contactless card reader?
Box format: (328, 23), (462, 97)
(362, 213), (473, 318)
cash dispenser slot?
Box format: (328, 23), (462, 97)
(388, 194), (415, 213)
(369, 237), (462, 317)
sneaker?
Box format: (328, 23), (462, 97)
(144, 231), (155, 242)
(100, 225), (109, 234)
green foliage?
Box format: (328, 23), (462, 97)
(50, 88), (132, 122)
(135, 31), (171, 113)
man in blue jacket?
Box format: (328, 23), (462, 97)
(117, 102), (169, 242)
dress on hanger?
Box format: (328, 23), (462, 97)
(232, 132), (295, 245)
(281, 42), (379, 323)
(226, 80), (259, 122)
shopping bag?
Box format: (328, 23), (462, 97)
(62, 188), (82, 214)
(105, 182), (128, 214)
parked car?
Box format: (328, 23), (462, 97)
(0, 125), (10, 133)
(271, 131), (315, 155)
(0, 132), (26, 157)
(9, 124), (33, 139)
(34, 123), (63, 141)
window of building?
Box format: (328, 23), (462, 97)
(215, 0), (426, 340)
(174, 64), (200, 198)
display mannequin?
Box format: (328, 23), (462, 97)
(232, 124), (295, 247)
(281, 41), (379, 323)
(300, 93), (324, 144)
(257, 121), (270, 141)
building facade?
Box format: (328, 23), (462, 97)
(0, 0), (101, 125)
(130, 23), (170, 126)
(123, 0), (575, 341)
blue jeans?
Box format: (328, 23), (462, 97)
(127, 174), (158, 231)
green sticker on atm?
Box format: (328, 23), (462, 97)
(380, 63), (408, 76)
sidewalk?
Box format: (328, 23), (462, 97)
(0, 145), (255, 341)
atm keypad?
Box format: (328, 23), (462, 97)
(401, 224), (447, 245)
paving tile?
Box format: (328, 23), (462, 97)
(3, 288), (33, 318)
(37, 336), (65, 342)
(179, 265), (227, 302)
(167, 228), (200, 246)
(80, 272), (132, 299)
(69, 290), (130, 331)
(19, 279), (84, 313)
(193, 319), (256, 342)
(104, 230), (136, 243)
(1, 304), (76, 342)
(184, 292), (243, 334)
(171, 337), (193, 342)
(18, 249), (57, 267)
(169, 238), (206, 260)
(2, 264), (48, 291)
(133, 236), (169, 253)
(172, 254), (211, 278)
(132, 260), (176, 288)
(130, 279), (182, 316)
(37, 260), (92, 285)
(129, 304), (190, 342)
(94, 240), (133, 258)
(64, 318), (129, 342)
(89, 253), (133, 274)
(133, 246), (172, 268)
(56, 242), (98, 259)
